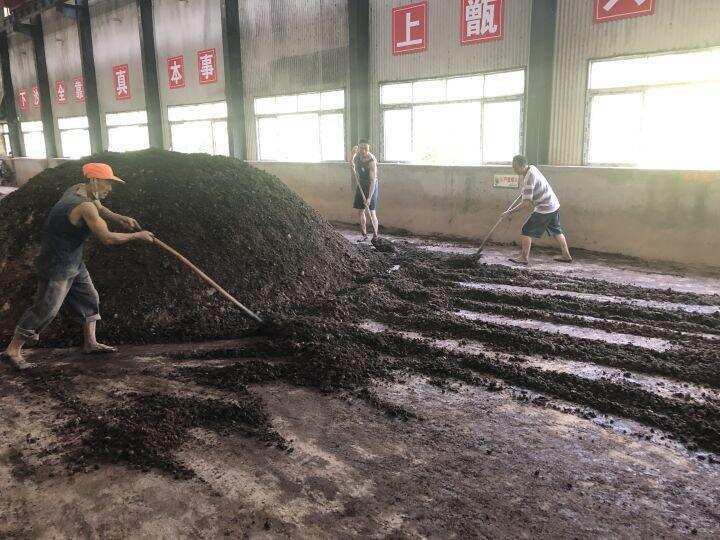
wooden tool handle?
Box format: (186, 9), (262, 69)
(153, 238), (263, 324)
(472, 194), (523, 259)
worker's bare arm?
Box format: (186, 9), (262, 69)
(79, 203), (153, 245)
(96, 204), (141, 231)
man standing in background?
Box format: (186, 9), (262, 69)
(351, 139), (380, 241)
(504, 155), (572, 265)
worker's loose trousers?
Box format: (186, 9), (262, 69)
(14, 265), (101, 342)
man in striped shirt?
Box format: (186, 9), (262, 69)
(504, 155), (572, 265)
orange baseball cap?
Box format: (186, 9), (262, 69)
(82, 163), (125, 183)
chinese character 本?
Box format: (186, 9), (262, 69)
(170, 61), (182, 85)
(199, 53), (214, 81)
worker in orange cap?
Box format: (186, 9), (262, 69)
(3, 163), (154, 370)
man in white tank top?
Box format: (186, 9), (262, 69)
(504, 155), (572, 265)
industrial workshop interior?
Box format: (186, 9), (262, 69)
(1, 0), (719, 537)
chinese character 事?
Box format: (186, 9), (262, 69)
(198, 49), (217, 84)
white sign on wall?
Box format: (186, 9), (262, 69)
(493, 174), (519, 189)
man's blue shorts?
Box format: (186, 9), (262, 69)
(521, 209), (564, 239)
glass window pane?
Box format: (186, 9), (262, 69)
(3, 134), (10, 155)
(412, 79), (446, 103)
(412, 102), (482, 166)
(644, 50), (720, 86)
(106, 111), (148, 127)
(320, 113), (344, 160)
(171, 120), (214, 154)
(254, 97), (276, 115)
(274, 95), (297, 114)
(484, 70), (525, 98)
(383, 109), (412, 162)
(447, 75), (484, 101)
(590, 57), (648, 90)
(276, 113), (320, 162)
(639, 83), (720, 170)
(587, 93), (643, 165)
(107, 125), (150, 152)
(321, 90), (344, 110)
(1, 123), (10, 133)
(60, 128), (91, 159)
(168, 102), (227, 122)
(58, 116), (89, 130)
(381, 82), (412, 105)
(298, 93), (321, 112)
(212, 120), (229, 156)
(21, 121), (44, 133)
(482, 100), (521, 163)
(257, 117), (280, 160)
(23, 131), (46, 158)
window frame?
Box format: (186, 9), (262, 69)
(168, 101), (229, 156)
(379, 67), (526, 166)
(583, 47), (720, 169)
(253, 88), (347, 163)
(105, 110), (150, 153)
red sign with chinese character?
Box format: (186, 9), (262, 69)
(73, 77), (85, 102)
(113, 64), (131, 100)
(56, 80), (67, 104)
(460, 0), (503, 44)
(167, 55), (185, 89)
(392, 2), (427, 55)
(17, 89), (28, 111)
(594, 0), (654, 23)
(31, 85), (40, 108)
(197, 49), (217, 84)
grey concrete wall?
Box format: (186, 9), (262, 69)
(550, 0), (720, 165)
(254, 161), (720, 268)
(9, 156), (720, 267)
(9, 32), (39, 123)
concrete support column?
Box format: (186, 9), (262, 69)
(30, 14), (57, 158)
(525, 0), (557, 165)
(76, 0), (103, 154)
(221, 0), (246, 160)
(347, 0), (370, 146)
(137, 0), (163, 148)
(0, 32), (23, 156)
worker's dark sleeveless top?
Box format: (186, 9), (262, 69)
(353, 153), (378, 184)
(36, 184), (92, 280)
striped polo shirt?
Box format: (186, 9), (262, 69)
(521, 165), (560, 214)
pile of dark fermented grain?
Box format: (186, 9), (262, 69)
(0, 149), (367, 346)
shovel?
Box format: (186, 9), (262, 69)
(153, 237), (264, 325)
(446, 195), (522, 268)
(469, 194), (522, 260)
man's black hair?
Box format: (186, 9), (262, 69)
(512, 155), (528, 168)
(358, 139), (370, 145)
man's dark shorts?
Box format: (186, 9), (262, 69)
(521, 209), (564, 239)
